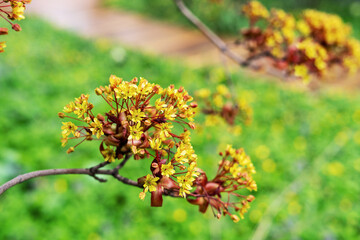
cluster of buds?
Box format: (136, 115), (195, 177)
(188, 145), (257, 222)
(240, 1), (360, 81)
(0, 0), (30, 52)
(195, 84), (252, 130)
(59, 75), (257, 222)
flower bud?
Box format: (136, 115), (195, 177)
(12, 24), (21, 32)
(95, 88), (103, 95)
(190, 102), (198, 108)
(97, 113), (105, 121)
(231, 214), (240, 223)
(58, 112), (65, 118)
(247, 195), (255, 202)
(66, 147), (75, 154)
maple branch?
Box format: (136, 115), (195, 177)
(0, 160), (140, 196)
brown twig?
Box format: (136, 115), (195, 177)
(0, 165), (140, 196)
(0, 155), (182, 198)
(174, 0), (247, 66)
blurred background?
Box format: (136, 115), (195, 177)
(1, 0), (360, 239)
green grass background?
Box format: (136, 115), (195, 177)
(0, 17), (360, 239)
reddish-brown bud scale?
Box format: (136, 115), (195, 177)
(97, 114), (105, 121)
(204, 182), (221, 195)
(151, 185), (163, 207)
(0, 28), (9, 35)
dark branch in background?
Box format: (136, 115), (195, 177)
(0, 154), (181, 198)
(174, 0), (287, 79)
(174, 0), (247, 66)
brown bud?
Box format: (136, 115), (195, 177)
(247, 195), (255, 202)
(88, 103), (94, 110)
(190, 102), (198, 108)
(144, 119), (152, 126)
(97, 114), (105, 121)
(188, 122), (196, 130)
(66, 147), (75, 154)
(58, 112), (65, 118)
(132, 77), (138, 83)
(12, 24), (21, 32)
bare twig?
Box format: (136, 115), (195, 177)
(89, 161), (111, 182)
(0, 166), (142, 196)
(174, 0), (247, 66)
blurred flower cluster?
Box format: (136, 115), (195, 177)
(0, 0), (30, 52)
(241, 1), (360, 81)
(195, 84), (252, 134)
(59, 75), (257, 222)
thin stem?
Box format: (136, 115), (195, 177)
(174, 0), (246, 65)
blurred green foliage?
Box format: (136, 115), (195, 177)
(103, 0), (360, 38)
(1, 18), (360, 239)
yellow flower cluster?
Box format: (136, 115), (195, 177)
(60, 75), (197, 156)
(302, 9), (351, 46)
(188, 145), (256, 222)
(269, 9), (295, 44)
(293, 39), (328, 81)
(60, 75), (202, 202)
(222, 145), (257, 220)
(10, 1), (26, 20)
(242, 0), (269, 22)
(241, 1), (360, 80)
(223, 145), (257, 191)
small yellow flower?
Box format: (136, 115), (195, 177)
(129, 109), (146, 123)
(0, 42), (6, 53)
(164, 105), (177, 120)
(61, 122), (77, 138)
(101, 146), (116, 162)
(156, 122), (173, 140)
(89, 118), (104, 139)
(128, 122), (143, 140)
(161, 162), (175, 177)
(294, 64), (309, 82)
(143, 174), (159, 192)
(11, 1), (26, 21)
(149, 137), (162, 150)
